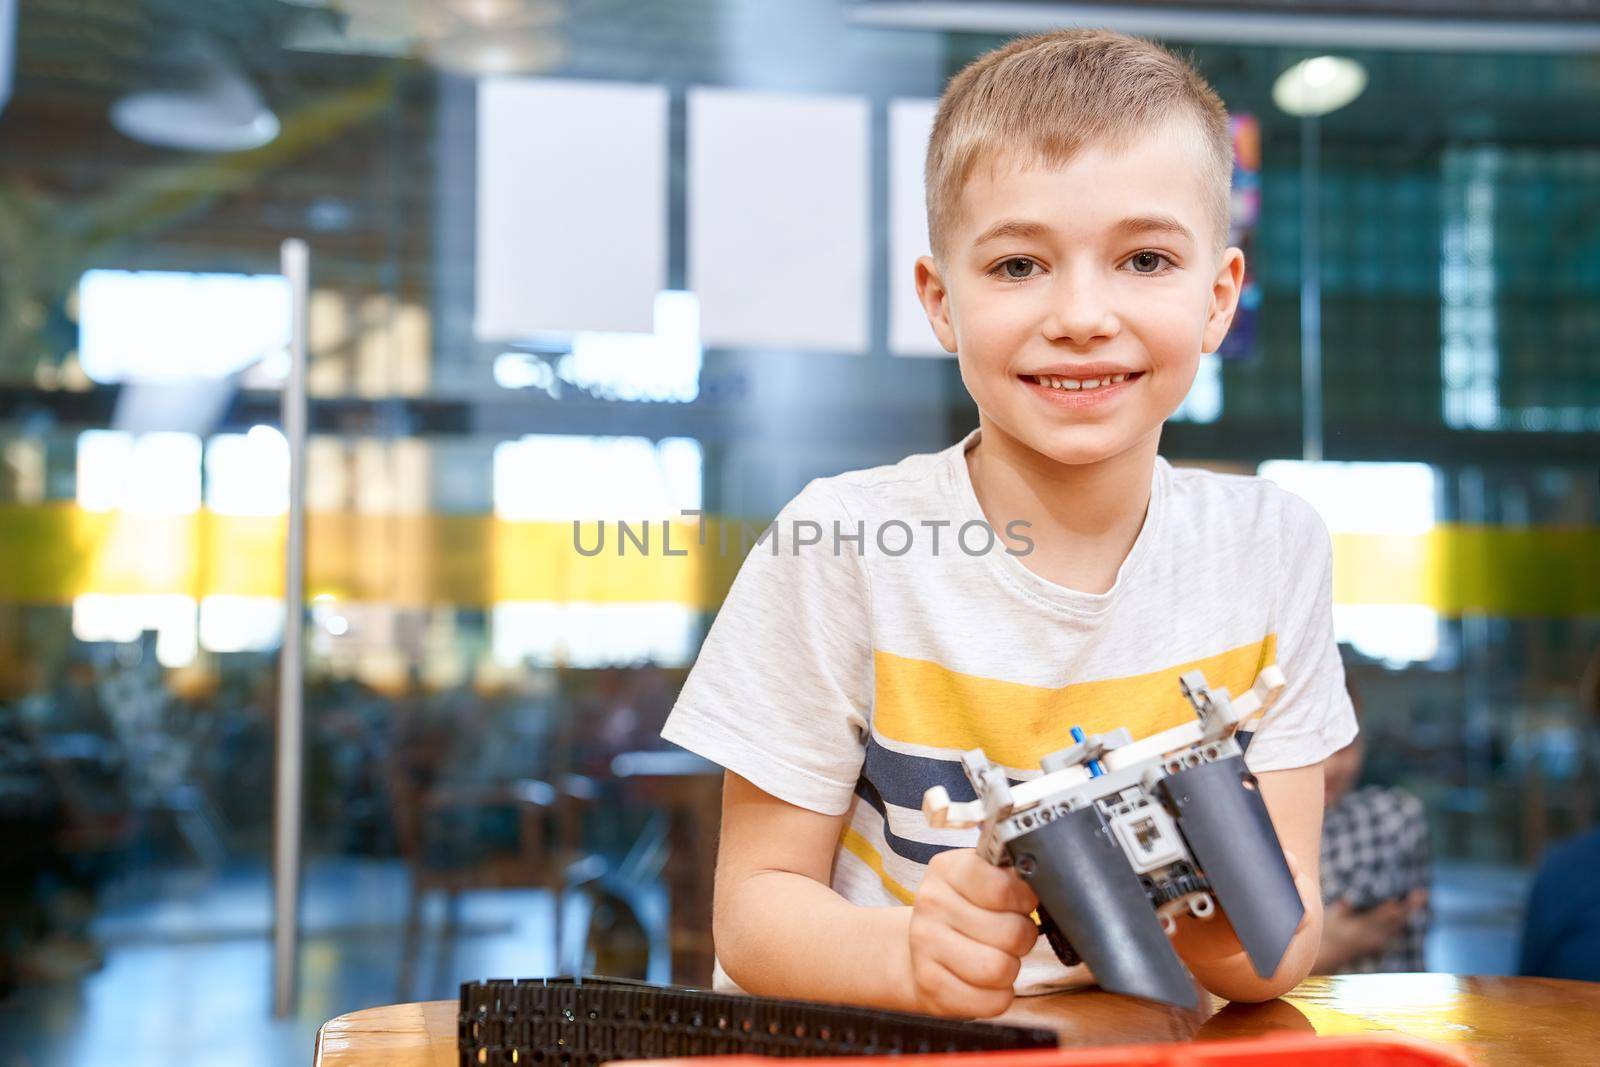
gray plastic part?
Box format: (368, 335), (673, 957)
(1158, 755), (1304, 979)
(1007, 804), (1200, 1010)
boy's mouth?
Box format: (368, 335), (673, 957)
(1019, 371), (1144, 393)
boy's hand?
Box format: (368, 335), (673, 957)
(904, 849), (1039, 1019)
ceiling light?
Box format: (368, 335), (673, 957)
(424, 30), (564, 76)
(111, 92), (279, 152)
(1272, 56), (1368, 117)
(421, 0), (565, 76)
(109, 34), (279, 152)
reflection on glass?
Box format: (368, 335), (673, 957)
(70, 431), (205, 666)
(77, 430), (201, 514)
(71, 593), (197, 668)
(205, 426), (290, 516)
(1260, 460), (1440, 667)
(499, 290), (703, 403)
(493, 435), (702, 520)
(77, 270), (290, 384)
(199, 596), (285, 654)
(1441, 148), (1500, 431)
(492, 434), (703, 667)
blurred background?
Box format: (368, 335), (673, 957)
(0, 0), (1597, 1063)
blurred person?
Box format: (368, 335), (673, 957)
(1314, 678), (1431, 973)
(1517, 641), (1600, 981)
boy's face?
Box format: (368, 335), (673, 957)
(916, 120), (1245, 467)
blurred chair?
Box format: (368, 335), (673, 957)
(607, 749), (721, 985)
(386, 697), (593, 1000)
(562, 665), (707, 983)
(6, 686), (133, 986)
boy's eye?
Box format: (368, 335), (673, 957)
(1127, 250), (1173, 274)
(995, 257), (1039, 280)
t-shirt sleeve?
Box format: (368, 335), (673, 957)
(1244, 489), (1360, 773)
(660, 479), (872, 816)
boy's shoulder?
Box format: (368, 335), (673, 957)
(1161, 459), (1327, 544)
(781, 438), (965, 521)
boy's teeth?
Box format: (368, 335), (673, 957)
(1036, 373), (1133, 391)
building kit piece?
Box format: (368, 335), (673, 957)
(458, 976), (1059, 1065)
(922, 667), (1303, 1009)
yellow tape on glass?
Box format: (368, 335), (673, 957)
(1, 504), (1596, 616)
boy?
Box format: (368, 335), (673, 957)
(661, 29), (1356, 1018)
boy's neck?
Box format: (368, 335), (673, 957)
(966, 414), (1160, 596)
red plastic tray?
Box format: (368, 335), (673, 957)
(616, 1033), (1474, 1066)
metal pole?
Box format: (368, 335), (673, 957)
(1299, 112), (1323, 462)
(273, 238), (310, 1018)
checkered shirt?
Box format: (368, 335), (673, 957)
(1319, 784), (1431, 973)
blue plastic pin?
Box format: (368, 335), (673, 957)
(1071, 725), (1105, 777)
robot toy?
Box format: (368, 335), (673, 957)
(921, 667), (1303, 1009)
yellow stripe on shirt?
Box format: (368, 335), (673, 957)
(871, 635), (1277, 769)
(838, 826), (915, 905)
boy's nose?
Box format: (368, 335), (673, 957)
(1041, 276), (1119, 347)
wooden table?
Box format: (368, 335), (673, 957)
(314, 974), (1600, 1067)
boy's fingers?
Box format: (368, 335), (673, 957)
(925, 921), (1025, 991)
(917, 956), (1014, 1019)
(937, 895), (1040, 957)
(945, 853), (1037, 913)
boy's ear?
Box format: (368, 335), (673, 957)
(1202, 247), (1247, 355)
(914, 255), (959, 354)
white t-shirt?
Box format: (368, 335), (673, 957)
(661, 428), (1358, 994)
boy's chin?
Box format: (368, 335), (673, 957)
(1019, 424), (1147, 468)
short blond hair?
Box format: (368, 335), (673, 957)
(925, 29), (1233, 261)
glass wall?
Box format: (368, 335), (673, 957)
(0, 2), (1596, 1062)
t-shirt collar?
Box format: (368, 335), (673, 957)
(943, 426), (1168, 615)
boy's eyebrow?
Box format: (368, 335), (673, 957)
(970, 218), (1051, 247)
(970, 213), (1196, 248)
(1113, 213), (1196, 244)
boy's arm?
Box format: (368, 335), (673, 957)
(714, 770), (916, 1011)
(714, 771), (1036, 1019)
(1167, 763), (1325, 1001)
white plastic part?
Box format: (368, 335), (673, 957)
(921, 786), (987, 829)
(1100, 720), (1204, 774)
(1005, 763), (1092, 810)
(1234, 665), (1288, 729)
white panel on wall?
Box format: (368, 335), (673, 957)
(888, 98), (947, 357)
(689, 88), (869, 353)
(476, 78), (667, 340)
